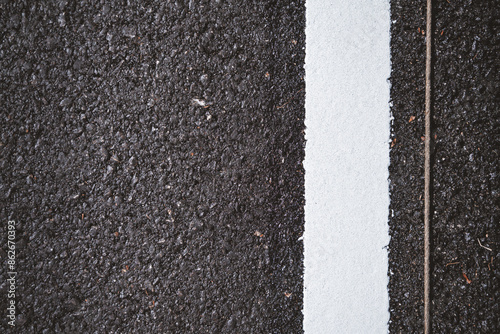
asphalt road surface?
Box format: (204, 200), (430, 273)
(389, 0), (498, 332)
(1, 0), (498, 333)
(1, 1), (305, 333)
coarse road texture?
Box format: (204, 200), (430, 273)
(389, 0), (498, 333)
(0, 1), (305, 333)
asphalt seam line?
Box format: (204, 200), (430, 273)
(424, 0), (433, 333)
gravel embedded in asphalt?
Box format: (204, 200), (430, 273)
(0, 1), (305, 332)
(389, 0), (499, 332)
(1, 0), (497, 332)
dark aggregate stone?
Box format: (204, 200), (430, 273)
(389, 0), (499, 332)
(0, 0), (305, 333)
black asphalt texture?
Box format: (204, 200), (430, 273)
(1, 1), (305, 333)
(389, 0), (499, 333)
(2, 0), (498, 333)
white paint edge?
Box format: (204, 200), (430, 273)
(304, 1), (391, 333)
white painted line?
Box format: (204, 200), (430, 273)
(304, 1), (391, 333)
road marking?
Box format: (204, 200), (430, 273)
(304, 1), (391, 333)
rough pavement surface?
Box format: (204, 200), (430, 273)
(0, 1), (305, 333)
(389, 0), (499, 333)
